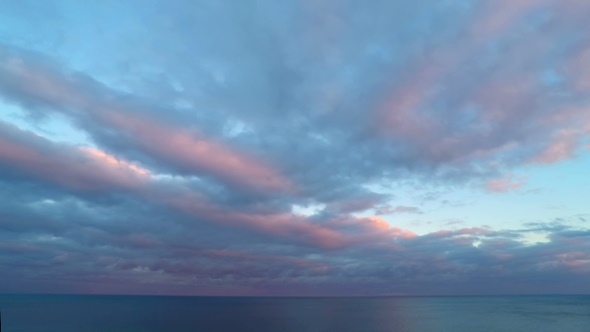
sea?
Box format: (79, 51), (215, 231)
(0, 294), (589, 331)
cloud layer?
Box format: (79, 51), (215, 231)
(0, 0), (589, 295)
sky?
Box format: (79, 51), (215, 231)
(0, 0), (589, 296)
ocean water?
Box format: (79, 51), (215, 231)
(0, 294), (589, 331)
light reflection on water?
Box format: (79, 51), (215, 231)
(1, 295), (589, 331)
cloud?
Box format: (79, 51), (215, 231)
(485, 176), (526, 193)
(0, 121), (356, 250)
(0, 0), (589, 296)
(1, 179), (589, 295)
(373, 0), (590, 176)
(2, 0), (589, 197)
(375, 205), (423, 215)
(0, 121), (149, 193)
(0, 47), (293, 194)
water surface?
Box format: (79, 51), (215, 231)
(1, 294), (589, 331)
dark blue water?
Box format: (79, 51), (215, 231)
(1, 294), (589, 331)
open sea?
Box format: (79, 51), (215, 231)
(0, 294), (589, 331)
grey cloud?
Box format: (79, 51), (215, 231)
(1, 191), (590, 295)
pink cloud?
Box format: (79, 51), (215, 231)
(0, 53), (88, 111)
(469, 65), (590, 167)
(0, 136), (363, 250)
(81, 147), (151, 177)
(378, 63), (442, 139)
(553, 252), (590, 273)
(377, 0), (590, 169)
(364, 216), (392, 231)
(376, 0), (551, 163)
(531, 133), (579, 164)
(529, 105), (590, 164)
(100, 110), (293, 192)
(485, 176), (525, 193)
(324, 216), (417, 248)
(0, 124), (149, 192)
(564, 42), (590, 87)
(469, 0), (549, 42)
(361, 216), (417, 239)
(0, 52), (293, 193)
